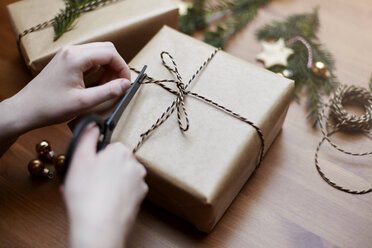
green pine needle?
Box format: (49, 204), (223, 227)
(53, 0), (111, 41)
(179, 0), (207, 35)
(256, 9), (338, 125)
(180, 0), (272, 48)
(369, 74), (372, 92)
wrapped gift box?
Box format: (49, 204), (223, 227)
(7, 0), (178, 75)
(110, 26), (294, 232)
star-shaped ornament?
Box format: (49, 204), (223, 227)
(256, 38), (294, 68)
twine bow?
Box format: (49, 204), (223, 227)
(130, 49), (265, 169)
(315, 84), (372, 194)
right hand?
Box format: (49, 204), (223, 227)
(64, 124), (148, 248)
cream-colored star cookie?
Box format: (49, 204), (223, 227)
(256, 38), (294, 68)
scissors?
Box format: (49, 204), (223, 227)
(64, 65), (147, 171)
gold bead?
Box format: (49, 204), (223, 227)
(28, 159), (45, 176)
(54, 154), (66, 174)
(312, 61), (330, 79)
(36, 140), (54, 161)
(36, 140), (51, 155)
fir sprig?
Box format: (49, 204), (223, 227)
(179, 0), (207, 35)
(53, 0), (113, 41)
(206, 0), (271, 48)
(180, 0), (272, 48)
(256, 9), (338, 124)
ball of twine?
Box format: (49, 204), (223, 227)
(315, 84), (372, 195)
(329, 85), (372, 131)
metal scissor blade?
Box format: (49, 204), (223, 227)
(105, 65), (147, 131)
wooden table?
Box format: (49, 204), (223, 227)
(1, 0), (371, 247)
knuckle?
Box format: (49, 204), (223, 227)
(76, 94), (90, 108)
(109, 142), (134, 157)
(57, 45), (81, 68)
(104, 41), (115, 49)
(107, 83), (121, 98)
(81, 58), (93, 72)
(58, 45), (74, 59)
(139, 164), (147, 178)
(109, 142), (124, 151)
(122, 147), (134, 158)
(111, 142), (123, 148)
(142, 183), (149, 195)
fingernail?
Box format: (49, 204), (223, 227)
(120, 79), (130, 91)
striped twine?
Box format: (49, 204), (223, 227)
(130, 49), (265, 169)
(315, 85), (372, 194)
(17, 0), (118, 42)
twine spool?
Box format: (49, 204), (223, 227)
(330, 85), (372, 131)
(315, 85), (372, 194)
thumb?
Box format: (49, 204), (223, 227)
(81, 78), (130, 108)
(73, 123), (100, 158)
(65, 123), (100, 186)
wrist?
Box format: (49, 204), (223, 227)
(0, 96), (29, 139)
(4, 93), (35, 135)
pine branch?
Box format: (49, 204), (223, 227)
(53, 0), (113, 41)
(204, 2), (260, 48)
(369, 74), (372, 91)
(179, 0), (207, 35)
(180, 0), (272, 48)
(256, 9), (338, 125)
(256, 9), (319, 41)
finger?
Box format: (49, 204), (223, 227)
(64, 123), (99, 184)
(72, 123), (100, 159)
(80, 78), (130, 108)
(77, 42), (131, 80)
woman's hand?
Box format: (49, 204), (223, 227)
(11, 42), (131, 134)
(0, 42), (130, 156)
(64, 124), (148, 248)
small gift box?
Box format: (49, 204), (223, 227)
(6, 0), (178, 75)
(110, 26), (294, 232)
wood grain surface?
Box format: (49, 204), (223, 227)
(0, 0), (371, 247)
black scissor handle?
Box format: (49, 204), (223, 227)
(64, 114), (105, 173)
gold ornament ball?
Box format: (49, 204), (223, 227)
(36, 140), (51, 156)
(312, 61), (330, 79)
(45, 150), (55, 161)
(54, 154), (66, 174)
(36, 140), (54, 161)
(28, 159), (45, 176)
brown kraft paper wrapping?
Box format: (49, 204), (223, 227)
(6, 0), (178, 75)
(110, 26), (294, 232)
